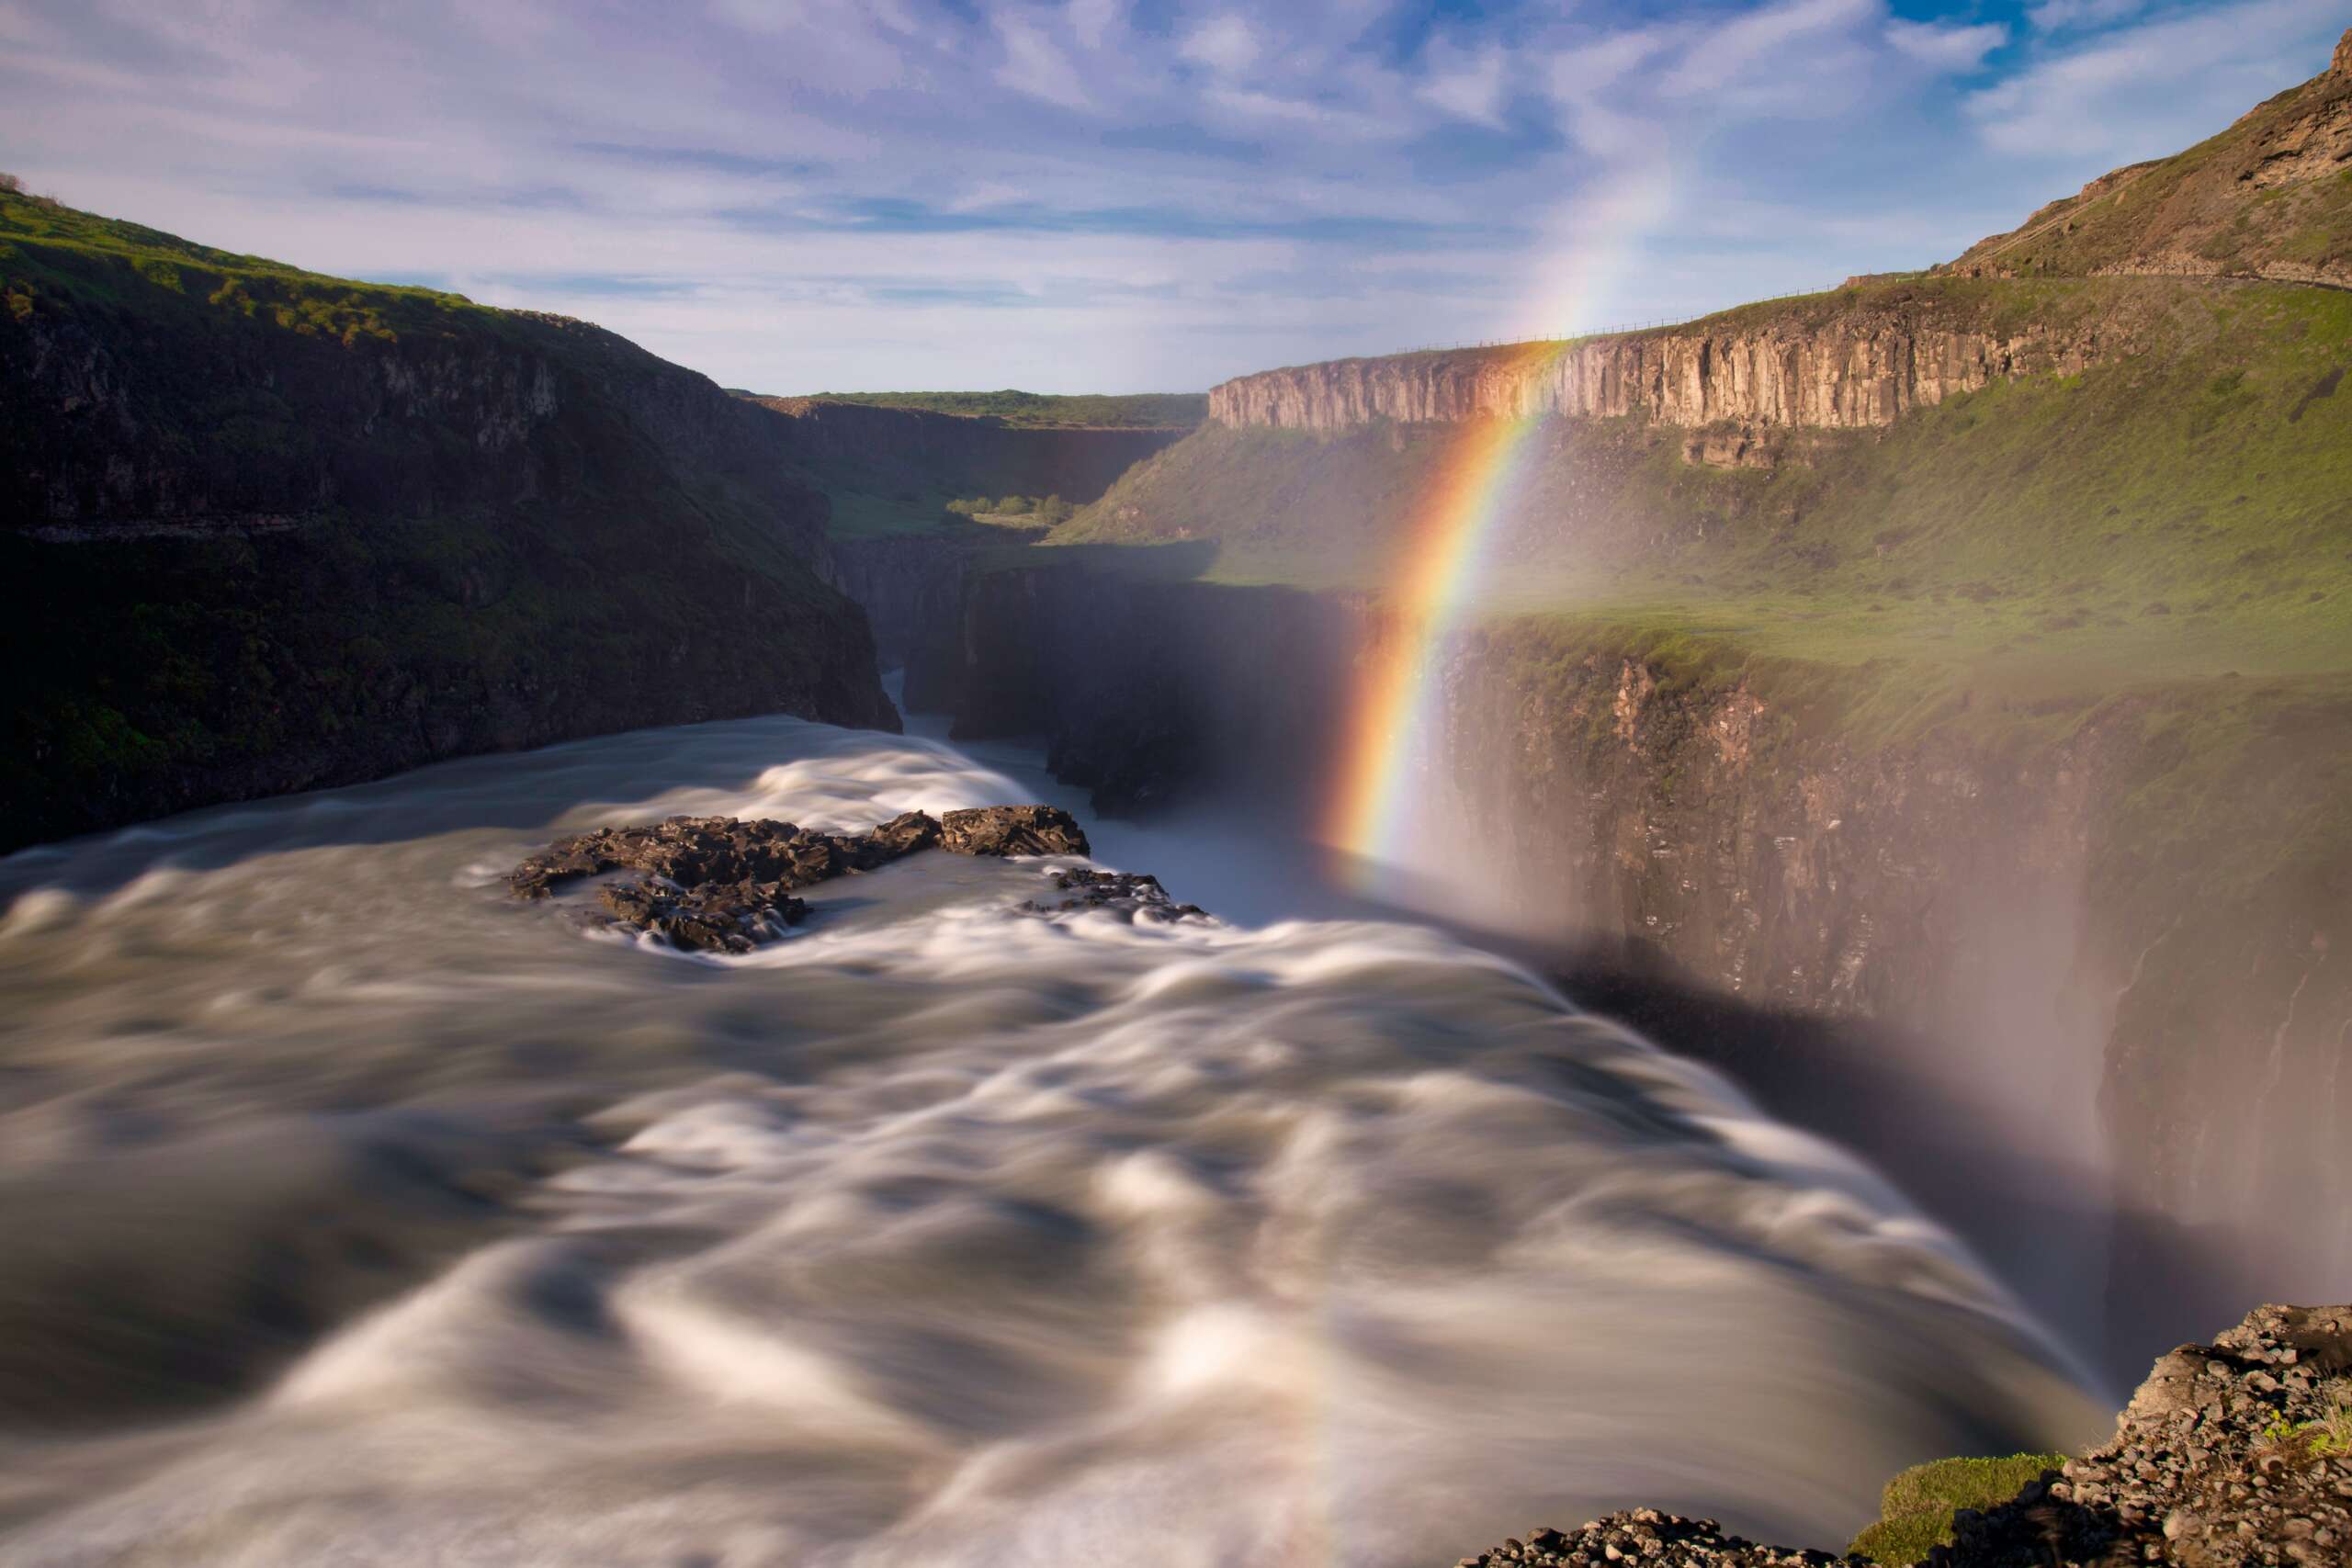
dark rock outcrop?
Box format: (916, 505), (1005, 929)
(1020, 867), (1208, 924)
(1449, 1511), (1838, 1568)
(1441, 1303), (2352, 1567)
(510, 806), (1090, 952)
(938, 803), (1092, 858)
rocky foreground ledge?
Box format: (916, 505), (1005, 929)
(1447, 1303), (2351, 1567)
(508, 806), (1201, 951)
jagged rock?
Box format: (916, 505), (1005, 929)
(508, 812), (943, 902)
(939, 804), (1091, 858)
(1437, 1303), (2352, 1567)
(1020, 867), (1207, 924)
(1450, 1509), (1840, 1567)
(509, 806), (1088, 952)
(1943, 1303), (2352, 1567)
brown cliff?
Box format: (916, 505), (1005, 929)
(1206, 294), (2101, 440)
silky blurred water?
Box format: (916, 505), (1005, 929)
(0, 710), (2101, 1566)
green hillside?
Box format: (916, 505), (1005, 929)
(0, 180), (501, 342)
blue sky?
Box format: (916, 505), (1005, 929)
(0, 0), (2343, 393)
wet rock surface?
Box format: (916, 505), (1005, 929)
(510, 806), (1091, 952)
(1441, 1303), (2352, 1567)
(937, 803), (1093, 857)
(1019, 867), (1208, 924)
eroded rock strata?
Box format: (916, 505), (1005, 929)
(1206, 311), (2101, 436)
(1442, 1303), (2352, 1567)
(510, 806), (1091, 952)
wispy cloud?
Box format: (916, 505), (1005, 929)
(0, 0), (2341, 392)
(1885, 18), (2007, 72)
(1964, 0), (2345, 159)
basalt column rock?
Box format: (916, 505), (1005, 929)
(1207, 313), (2100, 437)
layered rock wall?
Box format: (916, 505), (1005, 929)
(1206, 316), (2098, 434)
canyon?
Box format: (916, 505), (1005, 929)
(823, 38), (2352, 1384)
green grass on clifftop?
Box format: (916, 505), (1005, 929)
(1849, 1454), (2067, 1564)
(0, 184), (498, 344)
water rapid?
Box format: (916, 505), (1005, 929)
(0, 711), (2102, 1566)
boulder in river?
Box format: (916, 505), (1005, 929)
(508, 807), (1091, 953)
(1020, 867), (1208, 924)
(939, 804), (1092, 857)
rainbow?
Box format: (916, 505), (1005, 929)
(1314, 164), (1669, 886)
(1319, 349), (1566, 884)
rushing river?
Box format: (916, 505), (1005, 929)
(0, 707), (2102, 1566)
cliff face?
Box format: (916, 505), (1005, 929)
(1423, 628), (2352, 1364)
(1206, 308), (2100, 436)
(0, 195), (895, 851)
(10, 308), (828, 543)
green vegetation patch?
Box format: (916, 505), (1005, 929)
(1848, 1453), (2066, 1565)
(0, 183), (496, 344)
(789, 389), (1205, 428)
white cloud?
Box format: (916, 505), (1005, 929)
(1179, 15), (1259, 75)
(993, 13), (1091, 107)
(2, 0), (2344, 393)
(1658, 0), (1879, 97)
(1417, 39), (1510, 128)
(1067, 0), (1121, 51)
(1965, 0), (2345, 158)
(1550, 28), (1674, 100)
(1886, 18), (2007, 72)
(2025, 0), (2149, 35)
